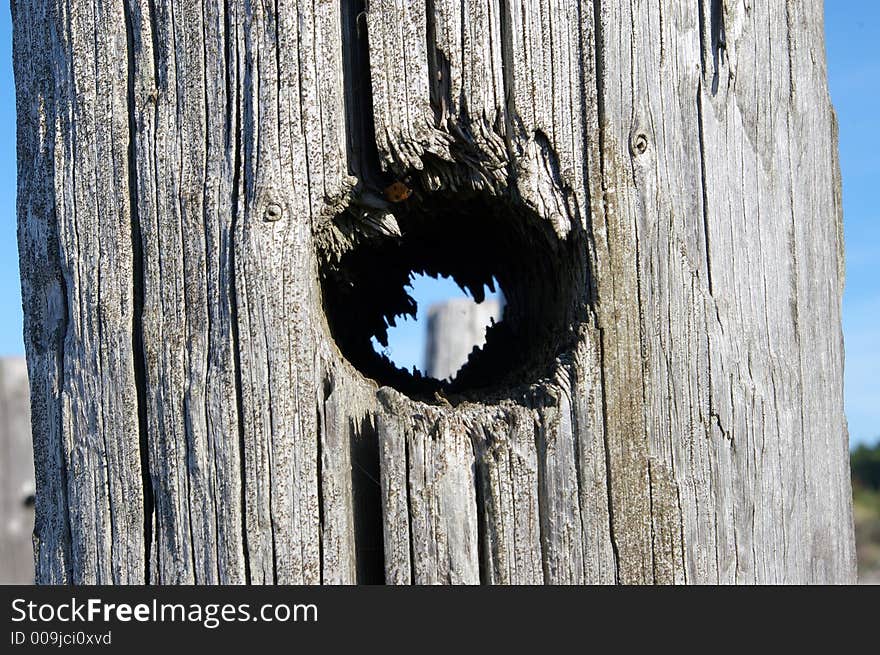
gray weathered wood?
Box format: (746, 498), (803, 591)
(13, 0), (855, 584)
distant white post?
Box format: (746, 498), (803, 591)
(425, 299), (502, 381)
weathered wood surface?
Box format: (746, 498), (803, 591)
(0, 357), (35, 584)
(13, 0), (855, 584)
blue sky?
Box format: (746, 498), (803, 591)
(0, 5), (875, 446)
(826, 5), (880, 447)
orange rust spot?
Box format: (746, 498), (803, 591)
(384, 181), (412, 203)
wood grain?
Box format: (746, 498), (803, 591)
(13, 0), (856, 584)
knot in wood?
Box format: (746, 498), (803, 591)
(631, 132), (649, 156)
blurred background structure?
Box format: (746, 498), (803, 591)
(425, 298), (501, 381)
(0, 357), (33, 584)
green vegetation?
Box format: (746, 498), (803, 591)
(852, 440), (880, 583)
(852, 442), (880, 490)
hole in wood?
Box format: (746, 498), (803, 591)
(319, 190), (587, 401)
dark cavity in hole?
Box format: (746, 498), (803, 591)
(319, 190), (587, 401)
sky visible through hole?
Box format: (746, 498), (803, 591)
(370, 273), (503, 379)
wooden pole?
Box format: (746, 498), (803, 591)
(13, 0), (856, 583)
